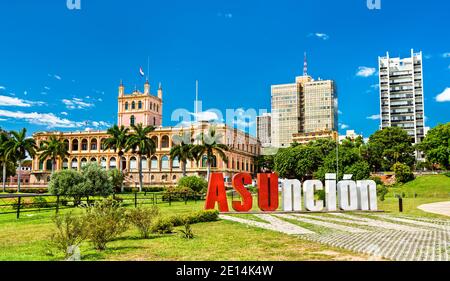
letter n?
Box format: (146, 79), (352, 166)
(257, 173), (279, 212)
(232, 173), (253, 212)
(205, 173), (229, 212)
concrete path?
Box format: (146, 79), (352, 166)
(418, 201), (450, 217)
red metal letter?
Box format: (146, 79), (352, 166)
(232, 173), (253, 212)
(257, 173), (279, 212)
(205, 173), (229, 212)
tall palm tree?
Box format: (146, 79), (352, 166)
(0, 131), (13, 193)
(5, 128), (36, 193)
(38, 135), (69, 174)
(170, 132), (195, 177)
(126, 124), (156, 192)
(103, 125), (130, 193)
(191, 126), (229, 181)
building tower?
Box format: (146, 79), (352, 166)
(257, 113), (272, 148)
(117, 81), (163, 128)
(378, 49), (425, 144)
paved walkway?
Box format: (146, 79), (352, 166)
(418, 201), (450, 217)
(220, 213), (450, 261)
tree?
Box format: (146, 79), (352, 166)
(108, 168), (126, 193)
(274, 145), (322, 181)
(80, 163), (113, 197)
(178, 176), (208, 193)
(39, 135), (69, 174)
(170, 132), (195, 177)
(191, 127), (229, 181)
(367, 127), (415, 172)
(392, 162), (415, 184)
(5, 128), (36, 193)
(418, 123), (450, 170)
(48, 169), (85, 205)
(254, 155), (275, 173)
(103, 125), (130, 192)
(126, 124), (156, 192)
(0, 131), (16, 192)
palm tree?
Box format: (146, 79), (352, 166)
(126, 124), (156, 192)
(38, 135), (69, 174)
(191, 126), (229, 181)
(0, 131), (13, 193)
(170, 132), (195, 177)
(103, 125), (130, 193)
(5, 129), (36, 193)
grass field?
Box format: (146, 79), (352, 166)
(0, 175), (448, 261)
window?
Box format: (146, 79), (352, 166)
(130, 115), (135, 126)
(130, 157), (137, 170)
(132, 101), (136, 110)
(109, 157), (117, 169)
(71, 159), (78, 169)
(161, 136), (169, 148)
(138, 101), (142, 109)
(172, 156), (180, 168)
(125, 102), (129, 110)
(81, 158), (88, 167)
(90, 139), (98, 150)
(161, 156), (169, 170)
(72, 139), (79, 151)
(151, 156), (158, 170)
(81, 139), (88, 151)
(101, 157), (107, 169)
(62, 159), (69, 170)
(142, 157), (148, 170)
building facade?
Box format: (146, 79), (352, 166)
(379, 49), (426, 144)
(256, 113), (271, 147)
(31, 82), (260, 187)
(271, 74), (338, 148)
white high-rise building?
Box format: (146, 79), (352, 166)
(257, 113), (272, 148)
(378, 49), (426, 144)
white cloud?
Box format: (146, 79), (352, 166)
(232, 119), (255, 128)
(0, 95), (46, 107)
(189, 111), (220, 122)
(309, 33), (330, 40)
(0, 86), (5, 90)
(339, 123), (350, 130)
(442, 53), (450, 58)
(44, 86), (51, 90)
(92, 121), (111, 128)
(338, 110), (343, 115)
(0, 109), (83, 128)
(370, 84), (379, 89)
(217, 12), (233, 19)
(367, 114), (381, 120)
(54, 75), (62, 80)
(356, 67), (376, 77)
(60, 112), (68, 116)
(435, 88), (450, 102)
(62, 98), (94, 110)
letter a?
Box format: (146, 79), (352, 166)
(232, 173), (253, 212)
(205, 173), (229, 212)
(258, 173), (279, 212)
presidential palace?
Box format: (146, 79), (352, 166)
(29, 81), (261, 187)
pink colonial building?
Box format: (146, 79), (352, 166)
(30, 81), (261, 187)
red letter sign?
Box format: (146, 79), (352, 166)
(257, 173), (279, 212)
(205, 173), (229, 212)
(232, 173), (253, 212)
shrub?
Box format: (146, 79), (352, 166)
(49, 211), (88, 259)
(377, 185), (388, 202)
(177, 176), (208, 193)
(179, 223), (194, 239)
(168, 210), (219, 227)
(369, 176), (383, 186)
(83, 199), (128, 250)
(162, 186), (193, 202)
(33, 196), (51, 209)
(392, 162), (415, 184)
(143, 186), (166, 193)
(127, 206), (160, 239)
(108, 169), (126, 193)
(444, 172), (450, 178)
(151, 217), (174, 234)
(48, 169), (85, 205)
(81, 163), (113, 197)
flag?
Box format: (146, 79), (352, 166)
(139, 67), (145, 77)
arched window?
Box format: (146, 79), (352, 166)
(81, 158), (88, 167)
(161, 135), (169, 148)
(141, 157), (148, 170)
(72, 139), (79, 151)
(151, 136), (159, 149)
(161, 156), (169, 170)
(39, 160), (44, 170)
(153, 117), (156, 126)
(151, 156), (158, 170)
(150, 103), (153, 110)
(162, 175), (168, 182)
(138, 101), (142, 109)
(172, 175), (177, 182)
(130, 157), (137, 170)
(211, 156), (217, 168)
(63, 139), (69, 150)
(100, 157), (107, 169)
(90, 157), (97, 163)
(130, 115), (135, 126)
(172, 156), (180, 169)
(156, 105), (159, 112)
(71, 158), (78, 169)
(62, 159), (69, 170)
(46, 159), (52, 171)
(81, 139), (88, 151)
(125, 102), (129, 110)
(202, 155), (207, 168)
(131, 101), (136, 110)
(109, 157), (117, 169)
(90, 139), (98, 150)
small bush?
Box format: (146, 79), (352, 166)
(83, 199), (128, 250)
(444, 172), (450, 178)
(127, 206), (160, 239)
(370, 176), (383, 186)
(143, 186), (166, 193)
(377, 185), (389, 202)
(392, 162), (415, 184)
(49, 211), (88, 259)
(33, 196), (51, 209)
(177, 176), (208, 193)
(179, 223), (194, 239)
(151, 217), (174, 234)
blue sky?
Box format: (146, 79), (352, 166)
(0, 0), (449, 138)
